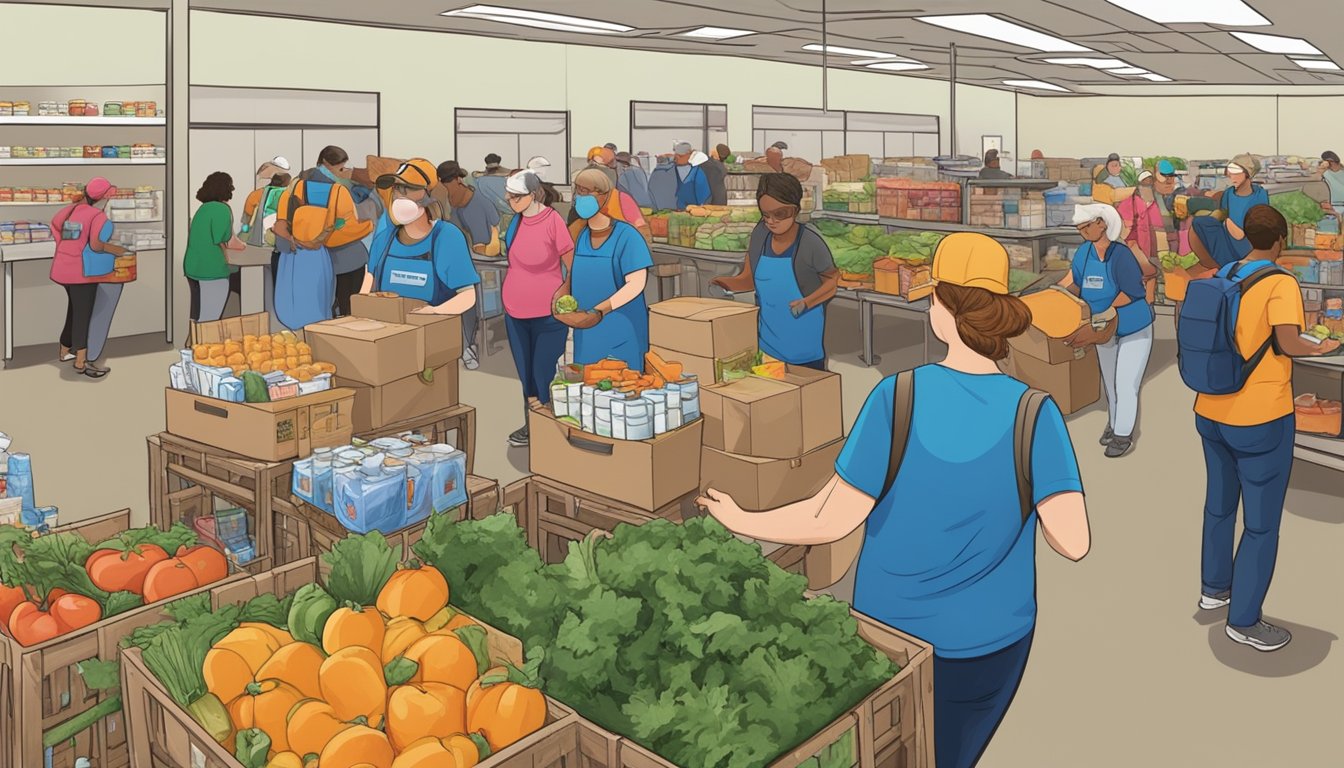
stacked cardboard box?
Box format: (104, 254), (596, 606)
(875, 178), (961, 222)
(315, 294), (464, 433)
(648, 298), (759, 384)
(699, 367), (845, 512)
(1042, 158), (1093, 183)
(969, 187), (1048, 230)
(820, 154), (872, 183)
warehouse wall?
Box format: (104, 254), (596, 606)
(187, 11), (1015, 165)
(1018, 94), (1344, 159)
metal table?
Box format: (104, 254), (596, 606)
(1, 242), (55, 360)
(853, 289), (933, 367)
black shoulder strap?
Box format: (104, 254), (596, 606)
(1013, 389), (1050, 525)
(878, 370), (916, 501)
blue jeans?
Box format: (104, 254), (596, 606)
(1196, 413), (1295, 628)
(505, 314), (568, 405)
(934, 631), (1033, 768)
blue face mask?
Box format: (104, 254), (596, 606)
(574, 194), (601, 220)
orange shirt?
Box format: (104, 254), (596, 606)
(1194, 272), (1305, 426)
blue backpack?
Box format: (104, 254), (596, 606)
(1176, 259), (1286, 395)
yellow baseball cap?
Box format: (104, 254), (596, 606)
(375, 158), (436, 190)
(930, 233), (1010, 295)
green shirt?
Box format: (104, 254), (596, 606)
(183, 201), (233, 280)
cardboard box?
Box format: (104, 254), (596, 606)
(649, 298), (758, 361)
(700, 438), (844, 512)
(1008, 325), (1086, 365)
(651, 344), (716, 384)
(701, 367), (842, 459)
(1003, 346), (1101, 415)
(305, 316), (426, 387)
(527, 403), (702, 512)
(349, 293), (463, 369)
(339, 364), (459, 434)
(164, 387), (355, 462)
(1021, 287), (1090, 339)
(188, 311), (284, 348)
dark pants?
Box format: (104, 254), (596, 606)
(934, 631), (1034, 768)
(505, 314), (568, 405)
(463, 304), (481, 352)
(794, 357), (828, 371)
(60, 283), (98, 351)
(334, 267), (366, 317)
(1196, 413), (1295, 628)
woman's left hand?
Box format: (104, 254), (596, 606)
(696, 487), (743, 523)
(556, 311), (601, 329)
(789, 299), (808, 318)
(1063, 325), (1097, 348)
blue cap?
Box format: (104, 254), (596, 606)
(1157, 159), (1176, 177)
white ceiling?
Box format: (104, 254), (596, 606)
(183, 0), (1344, 93)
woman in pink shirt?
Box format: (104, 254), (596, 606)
(1116, 171), (1164, 302)
(501, 169), (575, 447)
(49, 177), (131, 378)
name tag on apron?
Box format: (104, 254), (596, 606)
(389, 270), (429, 288)
(62, 221), (83, 240)
(1084, 275), (1105, 290)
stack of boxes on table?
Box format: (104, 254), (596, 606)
(968, 186), (1048, 230)
(1041, 158), (1094, 184)
(1001, 287), (1107, 416)
(875, 177), (961, 222)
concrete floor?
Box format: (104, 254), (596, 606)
(0, 303), (1340, 766)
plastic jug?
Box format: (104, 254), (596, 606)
(423, 444), (468, 514)
(673, 376), (700, 421)
(334, 454), (407, 534)
(5, 452), (35, 512)
(397, 456), (433, 527)
(642, 391), (668, 435)
(217, 377), (245, 403)
(292, 455), (316, 506)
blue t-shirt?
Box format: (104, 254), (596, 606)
(1221, 184), (1270, 228)
(1071, 241), (1154, 337)
(835, 367), (1083, 658)
(368, 217), (481, 296)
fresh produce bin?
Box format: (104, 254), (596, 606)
(0, 510), (242, 768)
(520, 476), (694, 564)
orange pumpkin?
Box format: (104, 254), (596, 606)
(320, 646), (387, 724)
(391, 734), (484, 768)
(141, 545), (228, 603)
(323, 605), (386, 655)
(256, 641), (324, 699)
(85, 543), (169, 594)
(403, 633), (480, 691)
(376, 562), (449, 622)
(226, 679), (304, 753)
(203, 626), (286, 703)
(382, 617), (428, 664)
(8, 598), (62, 646)
(50, 593), (102, 632)
(0, 584), (27, 630)
(385, 682), (468, 752)
(466, 667), (547, 752)
(286, 698), (352, 759)
(319, 724), (394, 768)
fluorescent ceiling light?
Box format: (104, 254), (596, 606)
(441, 5), (632, 34)
(864, 62), (930, 72)
(1003, 79), (1072, 92)
(1044, 58), (1129, 68)
(1293, 59), (1341, 71)
(1231, 31), (1322, 55)
(681, 26), (753, 40)
(918, 14), (1091, 52)
(1107, 67), (1148, 75)
(1103, 0), (1270, 26)
(1138, 73), (1173, 81)
(803, 43), (896, 58)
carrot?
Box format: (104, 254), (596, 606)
(597, 359), (627, 371)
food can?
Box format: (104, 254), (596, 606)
(580, 385), (597, 433)
(642, 390), (668, 435)
(594, 391), (616, 438)
(623, 398), (653, 441)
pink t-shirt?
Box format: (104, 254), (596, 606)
(617, 191), (647, 230)
(49, 203), (108, 285)
(504, 207), (575, 319)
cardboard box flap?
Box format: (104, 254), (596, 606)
(712, 376), (796, 404)
(350, 293), (426, 324)
(651, 297), (755, 322)
(249, 386), (355, 413)
(309, 316), (412, 339)
(190, 312), (275, 345)
(1021, 287), (1089, 339)
(649, 298), (758, 358)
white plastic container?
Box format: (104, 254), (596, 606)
(665, 386), (683, 430)
(551, 381), (571, 418)
(674, 376), (701, 421)
(623, 398), (654, 440)
(580, 385), (597, 433)
(594, 391), (616, 438)
(642, 390), (668, 435)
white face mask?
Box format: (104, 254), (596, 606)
(390, 197), (425, 226)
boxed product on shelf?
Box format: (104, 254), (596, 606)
(820, 154), (872, 182)
(873, 257), (933, 300)
(1293, 360), (1344, 436)
(876, 177), (962, 222)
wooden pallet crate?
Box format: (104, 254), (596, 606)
(148, 432), (290, 573)
(0, 510), (249, 768)
(271, 474), (501, 577)
(523, 476), (697, 564)
(119, 557), (580, 768)
(355, 402), (478, 475)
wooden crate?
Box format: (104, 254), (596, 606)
(120, 558), (580, 768)
(524, 476), (696, 564)
(271, 474), (501, 576)
(355, 402), (478, 475)
(148, 432), (291, 573)
(0, 510), (248, 768)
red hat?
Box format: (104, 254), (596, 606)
(84, 177), (117, 201)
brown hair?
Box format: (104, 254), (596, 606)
(196, 171), (234, 204)
(1243, 204), (1288, 250)
(934, 282), (1032, 361)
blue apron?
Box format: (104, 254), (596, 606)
(754, 231), (825, 364)
(571, 226), (649, 372)
(1077, 243), (1152, 338)
(674, 166), (706, 210)
(375, 225), (451, 305)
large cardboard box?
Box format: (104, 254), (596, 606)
(701, 367), (842, 459)
(1008, 325), (1086, 366)
(164, 387), (355, 461)
(649, 298), (758, 361)
(305, 316), (426, 387)
(700, 438), (844, 512)
(1003, 346), (1101, 415)
(188, 311), (280, 348)
(527, 403), (702, 511)
(650, 344), (716, 384)
(1021, 287), (1090, 339)
(339, 364), (459, 433)
(349, 292), (463, 369)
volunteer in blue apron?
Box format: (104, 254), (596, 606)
(554, 170), (653, 372)
(711, 173), (839, 370)
(361, 158), (480, 318)
(1191, 154), (1269, 268)
(672, 141), (711, 210)
(1064, 203), (1154, 459)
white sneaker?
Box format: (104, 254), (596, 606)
(463, 345), (479, 370)
(1199, 591), (1231, 610)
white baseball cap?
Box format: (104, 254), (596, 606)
(271, 156), (291, 170)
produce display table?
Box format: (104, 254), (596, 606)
(270, 474), (501, 574)
(147, 432), (291, 573)
(354, 402), (477, 475)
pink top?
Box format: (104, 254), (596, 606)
(1115, 194), (1164, 268)
(504, 207), (575, 319)
(49, 202), (108, 285)
(617, 191), (647, 230)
